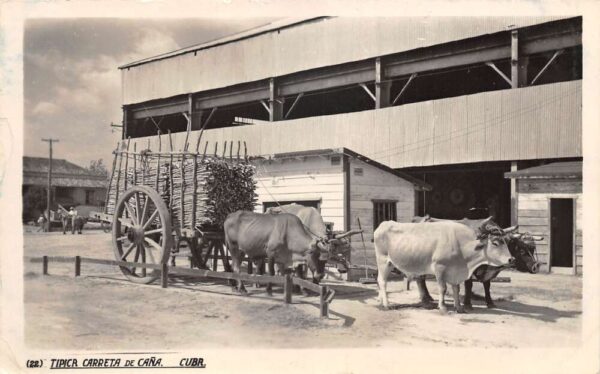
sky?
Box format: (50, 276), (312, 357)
(24, 18), (278, 169)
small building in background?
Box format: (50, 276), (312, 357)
(252, 148), (431, 267)
(505, 161), (582, 275)
(22, 157), (107, 222)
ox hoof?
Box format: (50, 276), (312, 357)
(455, 306), (466, 314)
(438, 307), (448, 315)
(419, 301), (436, 310)
(486, 302), (496, 309)
(464, 303), (474, 311)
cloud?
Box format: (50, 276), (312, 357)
(23, 19), (275, 167)
(32, 101), (61, 116)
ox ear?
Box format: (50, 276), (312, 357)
(474, 240), (486, 251)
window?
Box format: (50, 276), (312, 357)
(354, 167), (363, 176)
(373, 200), (397, 230)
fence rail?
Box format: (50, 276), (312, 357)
(26, 255), (334, 318)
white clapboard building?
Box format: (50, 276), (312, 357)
(252, 148), (430, 266)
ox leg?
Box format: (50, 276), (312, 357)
(464, 280), (474, 310)
(229, 250), (247, 295)
(266, 258), (275, 296)
(376, 259), (394, 309)
(483, 281), (496, 308)
(452, 284), (464, 314)
(434, 266), (448, 314)
(416, 276), (434, 306)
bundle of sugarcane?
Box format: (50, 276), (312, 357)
(202, 159), (257, 227)
(105, 151), (257, 229)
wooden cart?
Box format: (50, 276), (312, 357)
(102, 132), (252, 284)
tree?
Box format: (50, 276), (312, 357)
(23, 186), (47, 222)
(87, 159), (108, 177)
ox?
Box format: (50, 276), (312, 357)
(374, 220), (513, 313)
(266, 204), (355, 274)
(412, 215), (540, 309)
(224, 211), (330, 294)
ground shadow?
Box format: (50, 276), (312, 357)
(473, 299), (581, 323)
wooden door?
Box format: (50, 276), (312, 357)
(550, 198), (574, 269)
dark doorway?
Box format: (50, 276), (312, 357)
(262, 200), (321, 212)
(550, 198), (574, 268)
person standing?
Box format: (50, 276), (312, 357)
(68, 207), (78, 235)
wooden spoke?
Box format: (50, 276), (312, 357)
(124, 202), (138, 225)
(140, 243), (147, 277)
(131, 245), (141, 275)
(144, 242), (157, 264)
(140, 196), (149, 226)
(144, 237), (162, 252)
(134, 192), (142, 223)
(144, 228), (163, 236)
(118, 217), (134, 228)
(116, 235), (128, 242)
(120, 242), (136, 261)
(142, 210), (159, 230)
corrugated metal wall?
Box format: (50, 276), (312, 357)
(124, 81), (581, 168)
(121, 17), (563, 105)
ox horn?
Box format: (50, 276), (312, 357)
(480, 216), (493, 227)
(502, 225), (519, 234)
(333, 229), (363, 240)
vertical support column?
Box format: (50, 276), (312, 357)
(189, 94), (205, 130)
(122, 106), (129, 139)
(269, 78), (284, 121)
(343, 155), (351, 232)
(375, 57), (391, 108)
(511, 30), (529, 88)
(510, 161), (518, 226)
(511, 30), (519, 89)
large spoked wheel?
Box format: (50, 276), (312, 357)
(112, 185), (173, 284)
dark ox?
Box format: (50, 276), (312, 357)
(224, 210), (331, 294)
(374, 220), (514, 314)
(412, 215), (541, 309)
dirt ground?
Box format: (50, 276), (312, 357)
(23, 228), (582, 349)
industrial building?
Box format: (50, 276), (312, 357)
(119, 16), (582, 273)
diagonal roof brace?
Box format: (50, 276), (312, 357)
(530, 49), (564, 85)
(485, 62), (512, 87)
(359, 83), (376, 102)
(392, 73), (417, 105)
(260, 99), (272, 115)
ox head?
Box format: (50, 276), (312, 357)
(474, 218), (515, 267)
(507, 232), (542, 273)
(306, 229), (361, 282)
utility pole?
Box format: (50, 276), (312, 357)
(41, 138), (59, 232)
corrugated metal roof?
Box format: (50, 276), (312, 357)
(120, 17), (326, 69)
(504, 161), (582, 179)
(121, 16), (571, 105)
(253, 147), (432, 190)
(23, 156), (107, 188)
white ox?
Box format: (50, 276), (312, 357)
(374, 220), (513, 314)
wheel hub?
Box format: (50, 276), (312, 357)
(127, 226), (146, 245)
